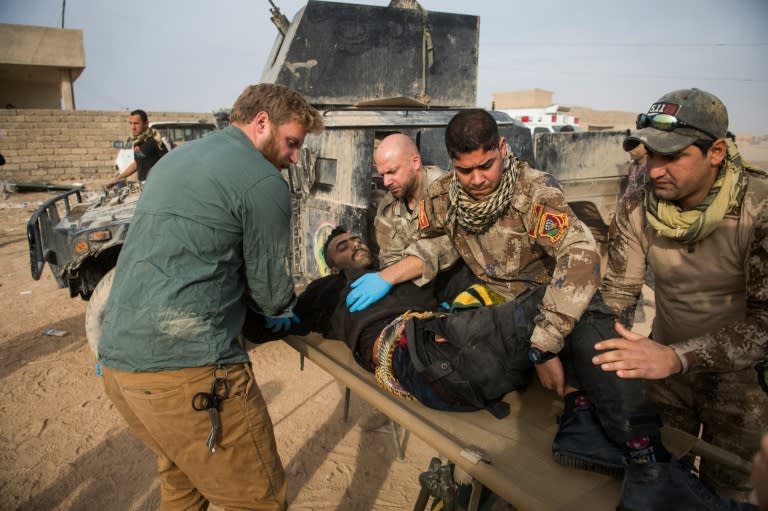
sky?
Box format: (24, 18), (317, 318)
(2, 0), (767, 134)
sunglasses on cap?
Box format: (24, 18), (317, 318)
(636, 113), (720, 141)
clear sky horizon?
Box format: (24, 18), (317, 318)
(2, 0), (767, 134)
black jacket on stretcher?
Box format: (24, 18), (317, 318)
(243, 267), (546, 417)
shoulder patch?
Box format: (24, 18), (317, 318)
(539, 211), (569, 242)
(418, 199), (430, 229)
(529, 202), (569, 242)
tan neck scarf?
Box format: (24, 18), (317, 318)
(448, 144), (521, 234)
(645, 139), (750, 243)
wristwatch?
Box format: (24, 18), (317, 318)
(528, 347), (557, 365)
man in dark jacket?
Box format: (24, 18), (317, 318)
(256, 226), (547, 417)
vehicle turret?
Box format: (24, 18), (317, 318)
(261, 0), (479, 108)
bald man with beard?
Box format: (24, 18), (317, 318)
(373, 133), (456, 269)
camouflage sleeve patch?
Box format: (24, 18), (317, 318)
(528, 202), (570, 245)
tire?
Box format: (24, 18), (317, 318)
(84, 268), (115, 355)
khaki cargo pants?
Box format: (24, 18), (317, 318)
(102, 362), (286, 511)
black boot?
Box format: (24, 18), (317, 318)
(552, 392), (626, 476)
(618, 457), (758, 511)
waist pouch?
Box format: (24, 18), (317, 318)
(406, 286), (546, 418)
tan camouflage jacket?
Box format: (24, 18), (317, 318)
(600, 169), (768, 374)
(374, 167), (455, 268)
(405, 163), (602, 354)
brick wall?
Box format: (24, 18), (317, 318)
(0, 109), (216, 184)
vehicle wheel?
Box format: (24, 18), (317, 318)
(84, 268), (115, 355)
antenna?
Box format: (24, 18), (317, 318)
(268, 0), (291, 36)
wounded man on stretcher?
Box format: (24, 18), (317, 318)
(244, 226), (593, 419)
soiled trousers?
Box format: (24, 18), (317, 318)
(102, 362), (286, 511)
(648, 369), (768, 499)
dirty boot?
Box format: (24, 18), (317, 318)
(552, 392), (626, 476)
(618, 457), (758, 511)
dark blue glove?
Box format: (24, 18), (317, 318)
(345, 272), (393, 312)
(264, 313), (301, 333)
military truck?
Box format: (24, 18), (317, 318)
(26, 0), (628, 334)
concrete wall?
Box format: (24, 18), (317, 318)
(0, 109), (216, 184)
(0, 24), (85, 110)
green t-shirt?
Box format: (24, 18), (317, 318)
(99, 126), (294, 372)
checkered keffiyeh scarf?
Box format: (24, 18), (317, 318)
(448, 145), (521, 234)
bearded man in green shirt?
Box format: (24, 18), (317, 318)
(98, 83), (323, 511)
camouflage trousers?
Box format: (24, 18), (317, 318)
(648, 368), (768, 500)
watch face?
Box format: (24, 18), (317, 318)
(529, 348), (554, 364)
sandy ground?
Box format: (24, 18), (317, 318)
(0, 188), (440, 510)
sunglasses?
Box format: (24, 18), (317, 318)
(636, 113), (720, 141)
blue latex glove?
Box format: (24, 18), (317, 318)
(264, 313), (301, 333)
(345, 272), (393, 312)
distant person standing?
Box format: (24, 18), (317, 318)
(98, 84), (323, 510)
(105, 109), (168, 190)
(622, 135), (649, 199)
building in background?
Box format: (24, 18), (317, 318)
(492, 88), (581, 134)
(492, 88), (637, 134)
(0, 24), (85, 110)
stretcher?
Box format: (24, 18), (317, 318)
(282, 332), (755, 510)
(283, 332), (623, 510)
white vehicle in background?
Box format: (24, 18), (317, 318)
(497, 105), (582, 135)
(112, 120), (217, 173)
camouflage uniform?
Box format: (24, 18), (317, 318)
(601, 163), (768, 495)
(622, 159), (648, 200)
(374, 167), (454, 268)
(405, 154), (601, 355)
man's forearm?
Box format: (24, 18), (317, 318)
(108, 161), (138, 186)
(379, 255), (424, 285)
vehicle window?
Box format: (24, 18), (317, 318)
(164, 125), (215, 146)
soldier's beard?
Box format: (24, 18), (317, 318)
(261, 129), (290, 170)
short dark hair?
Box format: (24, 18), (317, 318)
(130, 109), (148, 123)
(691, 138), (715, 155)
(322, 225), (347, 267)
(445, 109), (500, 159)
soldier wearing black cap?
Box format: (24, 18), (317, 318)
(598, 88), (768, 505)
